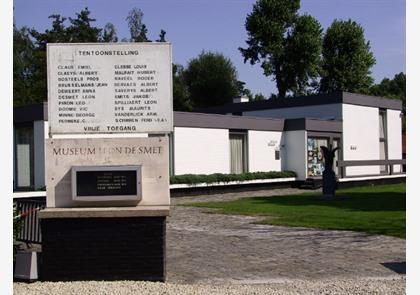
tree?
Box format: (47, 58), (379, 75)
(282, 14), (323, 95)
(172, 64), (192, 111)
(369, 72), (405, 102)
(369, 72), (406, 130)
(252, 93), (266, 101)
(14, 8), (108, 106)
(13, 25), (38, 106)
(126, 8), (149, 42)
(156, 30), (166, 42)
(30, 14), (69, 49)
(184, 51), (240, 108)
(27, 14), (70, 106)
(319, 19), (376, 93)
(66, 7), (102, 42)
(102, 23), (118, 42)
(239, 0), (323, 98)
(236, 80), (253, 100)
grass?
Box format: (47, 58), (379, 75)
(188, 183), (406, 238)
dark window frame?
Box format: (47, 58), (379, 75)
(379, 109), (388, 174)
(14, 123), (35, 191)
(229, 130), (249, 174)
(306, 132), (343, 179)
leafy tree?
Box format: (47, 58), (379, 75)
(66, 8), (102, 42)
(283, 14), (323, 95)
(319, 19), (376, 93)
(184, 51), (240, 108)
(369, 72), (406, 130)
(172, 64), (192, 111)
(252, 93), (266, 101)
(126, 8), (149, 42)
(14, 8), (108, 106)
(26, 14), (71, 106)
(30, 14), (69, 49)
(13, 25), (38, 106)
(239, 0), (323, 98)
(369, 72), (405, 102)
(102, 23), (118, 42)
(156, 30), (166, 42)
(236, 80), (253, 100)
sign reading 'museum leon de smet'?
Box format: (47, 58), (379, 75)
(47, 43), (173, 134)
(46, 137), (169, 208)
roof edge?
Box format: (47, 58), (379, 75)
(342, 92), (402, 110)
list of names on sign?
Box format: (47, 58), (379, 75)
(48, 43), (172, 134)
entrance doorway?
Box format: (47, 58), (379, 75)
(229, 132), (248, 174)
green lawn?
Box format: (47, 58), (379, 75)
(188, 183), (406, 238)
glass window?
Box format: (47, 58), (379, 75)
(14, 126), (34, 189)
(307, 137), (328, 177)
(333, 139), (340, 175)
(379, 141), (386, 173)
(379, 110), (387, 173)
(379, 112), (386, 138)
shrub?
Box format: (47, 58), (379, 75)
(13, 203), (23, 261)
(170, 171), (296, 185)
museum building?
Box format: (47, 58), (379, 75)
(13, 91), (405, 191)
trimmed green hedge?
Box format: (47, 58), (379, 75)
(170, 171), (296, 185)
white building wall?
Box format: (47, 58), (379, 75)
(173, 127), (229, 175)
(342, 104), (380, 176)
(248, 130), (282, 172)
(282, 130), (307, 180)
(387, 109), (403, 172)
(244, 104), (342, 120)
(34, 121), (48, 189)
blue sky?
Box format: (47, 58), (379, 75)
(13, 0), (406, 97)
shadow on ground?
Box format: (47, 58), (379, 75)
(240, 191), (406, 212)
(381, 262), (406, 274)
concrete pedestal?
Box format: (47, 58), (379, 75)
(39, 207), (169, 282)
(14, 251), (40, 282)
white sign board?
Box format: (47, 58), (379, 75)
(47, 43), (173, 134)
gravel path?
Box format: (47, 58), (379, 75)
(14, 276), (405, 295)
(14, 188), (406, 294)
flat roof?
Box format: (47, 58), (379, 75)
(174, 112), (284, 131)
(14, 103), (342, 133)
(195, 91), (403, 114)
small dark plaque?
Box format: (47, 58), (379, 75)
(76, 170), (137, 197)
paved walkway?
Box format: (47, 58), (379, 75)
(166, 188), (405, 284)
(14, 188), (406, 294)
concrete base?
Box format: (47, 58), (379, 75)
(337, 175), (405, 189)
(14, 251), (40, 281)
(40, 209), (167, 282)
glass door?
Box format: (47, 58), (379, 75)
(307, 137), (329, 177)
(229, 133), (247, 174)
